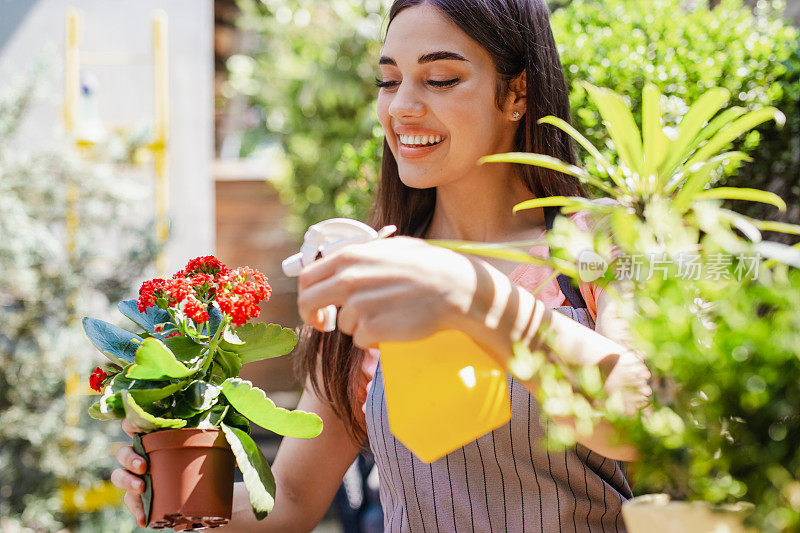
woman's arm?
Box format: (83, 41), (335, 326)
(113, 381), (361, 532)
(450, 258), (650, 461)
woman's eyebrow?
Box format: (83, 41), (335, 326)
(379, 51), (470, 66)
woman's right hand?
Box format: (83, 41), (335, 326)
(110, 418), (148, 527)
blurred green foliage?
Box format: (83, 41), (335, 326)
(623, 263), (800, 532)
(551, 0), (800, 238)
(232, 0), (386, 237)
(230, 0), (799, 241)
(0, 72), (159, 531)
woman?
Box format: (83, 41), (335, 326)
(112, 0), (651, 531)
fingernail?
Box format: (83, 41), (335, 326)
(135, 480), (144, 491)
(134, 459), (145, 470)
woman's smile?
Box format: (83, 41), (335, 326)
(393, 125), (447, 159)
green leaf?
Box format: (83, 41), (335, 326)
(88, 399), (122, 421)
(132, 434), (153, 526)
(671, 152), (753, 211)
(185, 380), (222, 411)
(126, 338), (194, 380)
(118, 300), (173, 339)
(692, 187), (787, 212)
(427, 240), (553, 265)
(582, 82), (644, 177)
(110, 374), (183, 406)
(82, 318), (143, 365)
(537, 115), (624, 188)
(164, 335), (207, 365)
(220, 423), (275, 520)
(750, 219), (800, 236)
(753, 241), (800, 269)
(219, 323), (298, 365)
(480, 152), (616, 194)
(192, 404), (229, 429)
(215, 347), (243, 378)
(642, 83), (670, 179)
(684, 107), (785, 170)
(660, 87), (730, 177)
(120, 391), (186, 432)
(173, 381), (222, 418)
(221, 378), (323, 438)
(609, 209), (639, 250)
(512, 195), (602, 214)
(223, 409), (252, 434)
(208, 305), (224, 337)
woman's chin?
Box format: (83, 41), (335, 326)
(397, 172), (443, 190)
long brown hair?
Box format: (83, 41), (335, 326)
(295, 0), (588, 447)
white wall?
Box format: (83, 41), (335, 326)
(0, 0), (215, 274)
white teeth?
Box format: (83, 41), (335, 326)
(398, 134), (444, 146)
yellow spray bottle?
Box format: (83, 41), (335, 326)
(283, 218), (511, 463)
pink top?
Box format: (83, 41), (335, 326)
(356, 201), (615, 412)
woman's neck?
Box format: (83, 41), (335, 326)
(423, 165), (544, 242)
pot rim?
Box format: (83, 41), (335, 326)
(141, 427), (230, 453)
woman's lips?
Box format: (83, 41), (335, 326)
(396, 136), (446, 159)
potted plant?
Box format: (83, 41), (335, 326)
(433, 82), (800, 531)
(83, 255), (323, 530)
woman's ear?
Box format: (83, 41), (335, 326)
(507, 71), (527, 121)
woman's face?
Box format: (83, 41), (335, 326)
(376, 3), (518, 189)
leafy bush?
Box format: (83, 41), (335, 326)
(0, 72), (159, 531)
(551, 0), (800, 238)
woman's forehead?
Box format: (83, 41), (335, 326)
(381, 4), (485, 63)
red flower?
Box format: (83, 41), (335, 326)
(89, 367), (107, 392)
(183, 296), (210, 324)
(180, 256), (229, 278)
(216, 267), (272, 326)
(137, 278), (169, 312)
(136, 258), (270, 328)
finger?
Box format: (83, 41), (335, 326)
(298, 252), (348, 292)
(337, 290), (383, 337)
(111, 468), (145, 494)
(124, 489), (147, 527)
(351, 317), (379, 350)
(121, 418), (142, 438)
(115, 445), (148, 475)
(297, 272), (353, 325)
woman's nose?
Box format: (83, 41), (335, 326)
(388, 82), (425, 119)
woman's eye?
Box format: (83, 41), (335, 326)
(427, 78), (460, 88)
(374, 78), (400, 89)
(374, 78), (460, 89)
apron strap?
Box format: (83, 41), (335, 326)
(544, 205), (588, 310)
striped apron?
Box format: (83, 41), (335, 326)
(365, 305), (632, 533)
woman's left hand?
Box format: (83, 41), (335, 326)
(296, 236), (478, 349)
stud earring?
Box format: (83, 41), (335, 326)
(512, 111), (521, 120)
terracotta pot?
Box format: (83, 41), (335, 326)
(622, 493), (756, 533)
(141, 428), (235, 531)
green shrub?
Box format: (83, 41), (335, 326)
(232, 0), (385, 238)
(551, 0), (800, 239)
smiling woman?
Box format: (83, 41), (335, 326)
(112, 1), (650, 531)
